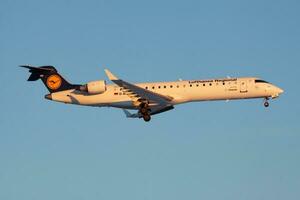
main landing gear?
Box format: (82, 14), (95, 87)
(264, 98), (270, 107)
(142, 114), (151, 122)
(139, 102), (151, 122)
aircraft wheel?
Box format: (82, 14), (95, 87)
(140, 107), (148, 115)
(143, 114), (151, 122)
(264, 101), (269, 107)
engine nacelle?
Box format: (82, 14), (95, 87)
(80, 80), (107, 94)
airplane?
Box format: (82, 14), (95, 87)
(20, 65), (284, 122)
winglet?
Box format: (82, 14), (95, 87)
(104, 69), (118, 81)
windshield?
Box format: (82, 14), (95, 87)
(255, 79), (269, 83)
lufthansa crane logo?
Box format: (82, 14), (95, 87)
(46, 74), (62, 90)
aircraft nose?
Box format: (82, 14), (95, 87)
(278, 88), (284, 94)
(276, 87), (284, 94)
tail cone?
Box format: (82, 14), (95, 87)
(45, 94), (52, 100)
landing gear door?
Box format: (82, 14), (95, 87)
(240, 80), (248, 93)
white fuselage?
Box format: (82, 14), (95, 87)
(48, 77), (283, 109)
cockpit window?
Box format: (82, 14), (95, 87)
(255, 79), (269, 83)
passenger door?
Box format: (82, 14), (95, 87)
(240, 80), (248, 93)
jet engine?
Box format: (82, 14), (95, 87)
(80, 80), (107, 94)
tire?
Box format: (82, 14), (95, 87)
(264, 101), (269, 107)
(143, 114), (151, 122)
(140, 107), (148, 114)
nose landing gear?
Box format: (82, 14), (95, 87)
(264, 98), (269, 107)
(264, 101), (269, 107)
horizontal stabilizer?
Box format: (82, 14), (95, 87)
(20, 65), (57, 81)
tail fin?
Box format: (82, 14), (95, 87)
(20, 65), (78, 93)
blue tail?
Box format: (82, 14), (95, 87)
(20, 65), (80, 93)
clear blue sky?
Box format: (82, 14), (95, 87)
(1, 0), (299, 199)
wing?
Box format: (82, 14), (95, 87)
(104, 69), (173, 105)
